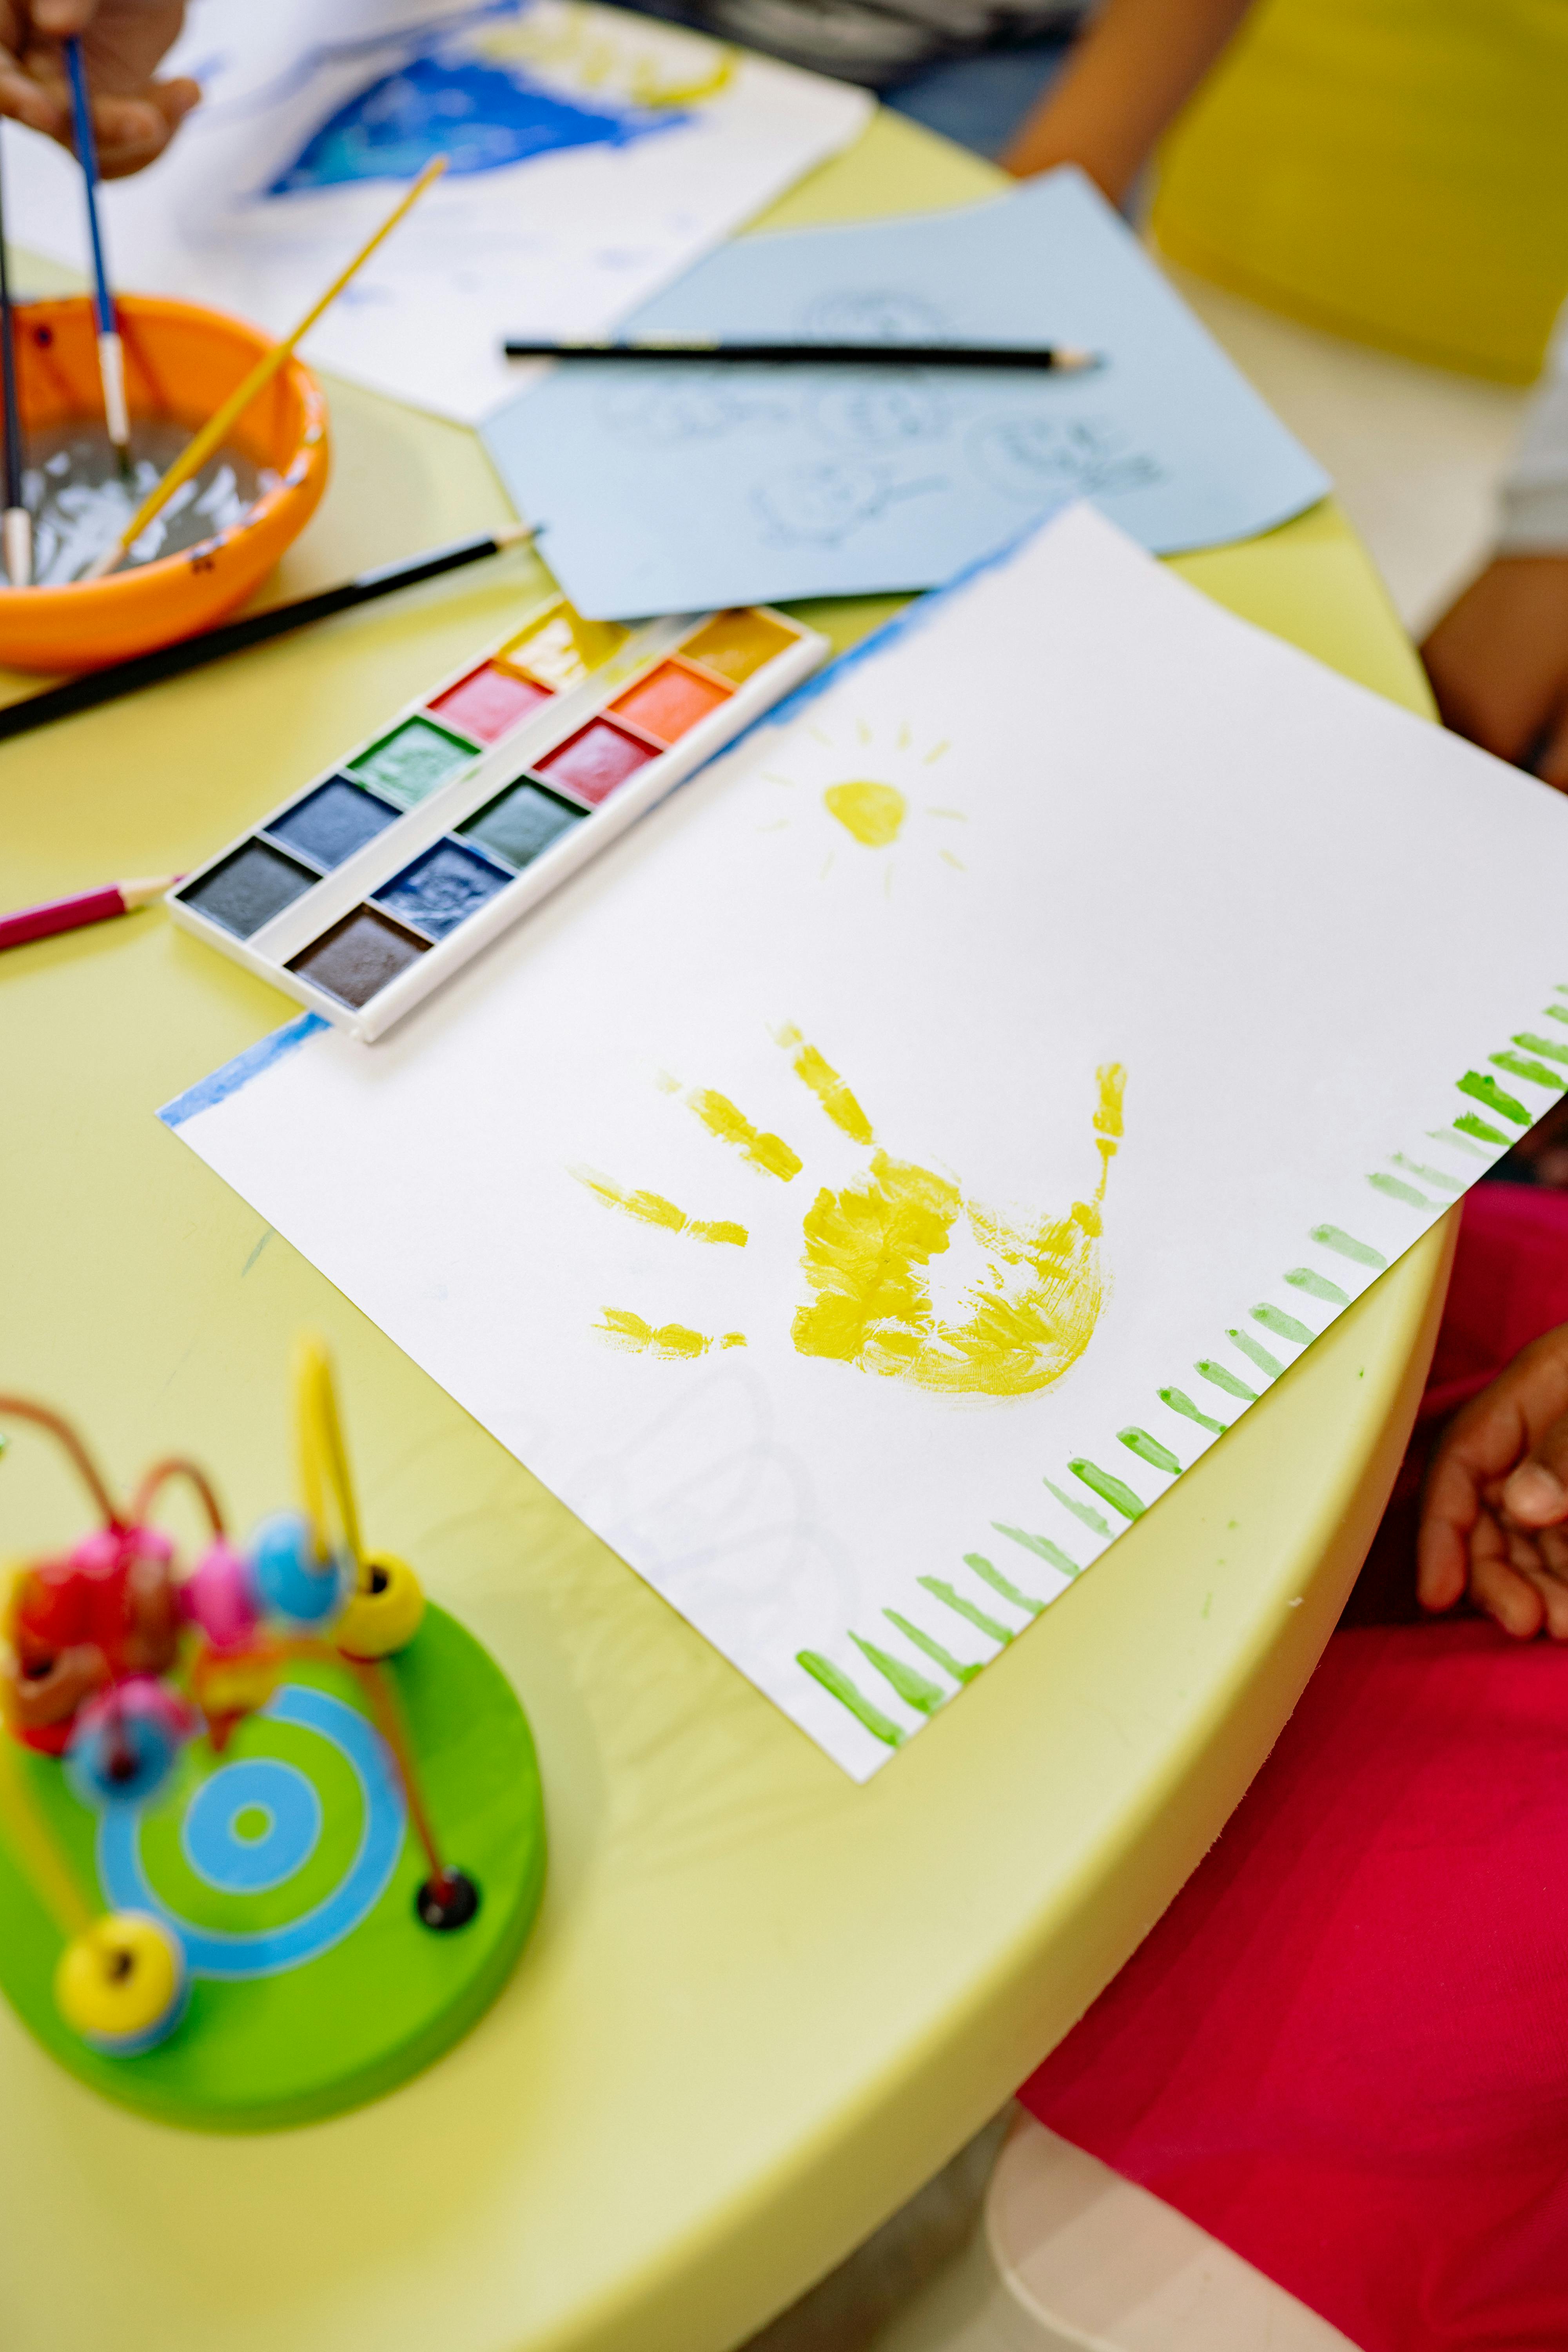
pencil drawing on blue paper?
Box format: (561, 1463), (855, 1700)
(481, 169), (1329, 616)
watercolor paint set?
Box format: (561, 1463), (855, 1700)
(168, 594), (828, 1039)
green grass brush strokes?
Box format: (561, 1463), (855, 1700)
(1431, 1127), (1488, 1158)
(1198, 1357), (1256, 1401)
(1229, 1326), (1283, 1379)
(1455, 1111), (1508, 1145)
(1515, 1032), (1568, 1067)
(1459, 1071), (1530, 1126)
(1311, 1225), (1386, 1268)
(1548, 1004), (1568, 1027)
(797, 1651), (904, 1747)
(1044, 1475), (1110, 1537)
(1252, 1303), (1313, 1347)
(994, 1522), (1081, 1580)
(1391, 1154), (1463, 1196)
(1069, 1457), (1145, 1521)
(1286, 1266), (1349, 1305)
(1493, 1049), (1567, 1094)
(887, 1608), (980, 1684)
(1368, 1171), (1430, 1207)
(1118, 1426), (1181, 1475)
(1160, 1385), (1227, 1436)
(920, 1575), (1012, 1645)
(965, 1551), (1046, 1616)
(851, 1633), (945, 1715)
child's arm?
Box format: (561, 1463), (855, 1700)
(1001, 0), (1258, 199)
(1422, 340), (1568, 789)
(1417, 1322), (1568, 1637)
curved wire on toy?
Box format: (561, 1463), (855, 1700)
(292, 1337), (464, 1911)
(294, 1332), (364, 1575)
(0, 1337), (473, 2062)
(130, 1457), (227, 1540)
(0, 1394), (125, 1530)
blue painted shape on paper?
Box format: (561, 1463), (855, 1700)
(158, 1013), (328, 1129)
(269, 49), (686, 192)
(481, 168), (1331, 617)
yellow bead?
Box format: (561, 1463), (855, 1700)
(336, 1553), (425, 1660)
(191, 1644), (283, 1723)
(56, 1911), (186, 2053)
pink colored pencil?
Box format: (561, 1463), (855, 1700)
(0, 872), (178, 950)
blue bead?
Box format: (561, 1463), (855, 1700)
(66, 1695), (183, 1811)
(249, 1511), (344, 1627)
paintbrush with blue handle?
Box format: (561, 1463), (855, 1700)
(64, 36), (131, 474)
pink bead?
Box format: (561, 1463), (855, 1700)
(180, 1539), (261, 1651)
(69, 1525), (174, 1579)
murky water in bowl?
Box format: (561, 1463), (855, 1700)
(20, 419), (279, 586)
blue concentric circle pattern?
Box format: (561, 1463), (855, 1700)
(97, 1685), (406, 1980)
(181, 1759), (322, 1895)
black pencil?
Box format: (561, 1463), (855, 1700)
(0, 127), (30, 588)
(0, 520), (541, 743)
(501, 337), (1100, 372)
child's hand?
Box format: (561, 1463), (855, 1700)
(0, 1), (195, 179)
(1417, 1321), (1568, 1636)
(1421, 557), (1568, 793)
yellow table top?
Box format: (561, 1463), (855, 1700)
(0, 110), (1449, 2352)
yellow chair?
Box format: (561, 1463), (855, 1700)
(1152, 0), (1568, 383)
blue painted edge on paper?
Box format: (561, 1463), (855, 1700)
(760, 499), (1070, 732)
(159, 1013), (328, 1129)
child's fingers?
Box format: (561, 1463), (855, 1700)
(30, 0), (100, 33)
(1415, 1495), (1470, 1612)
(94, 77), (193, 174)
(1499, 1403), (1568, 1528)
(1417, 1386), (1532, 1607)
(0, 49), (64, 132)
(1471, 1526), (1547, 1639)
(1506, 1532), (1568, 1640)
(1421, 1327), (1568, 1570)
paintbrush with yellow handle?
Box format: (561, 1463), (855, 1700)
(82, 157), (449, 584)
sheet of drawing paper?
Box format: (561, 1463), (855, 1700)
(479, 170), (1329, 613)
(162, 507), (1568, 1780)
(4, 0), (870, 426)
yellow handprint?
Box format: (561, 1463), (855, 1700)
(579, 1034), (1125, 1400)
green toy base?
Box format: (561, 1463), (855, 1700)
(0, 1606), (545, 2131)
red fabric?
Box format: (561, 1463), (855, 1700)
(1021, 1184), (1568, 2352)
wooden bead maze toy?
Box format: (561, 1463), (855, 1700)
(0, 1339), (545, 2130)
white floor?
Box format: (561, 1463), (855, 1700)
(870, 2115), (1355, 2352)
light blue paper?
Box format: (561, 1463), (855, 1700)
(480, 168), (1329, 619)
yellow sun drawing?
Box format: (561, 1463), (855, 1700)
(758, 715), (968, 890)
(574, 1034), (1126, 1400)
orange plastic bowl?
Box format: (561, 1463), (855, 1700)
(0, 293), (329, 672)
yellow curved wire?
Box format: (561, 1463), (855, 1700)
(0, 1733), (93, 1938)
(292, 1336), (366, 1590)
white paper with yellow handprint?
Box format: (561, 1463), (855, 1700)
(579, 1037), (1123, 1399)
(167, 506), (1568, 1777)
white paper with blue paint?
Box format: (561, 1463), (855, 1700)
(3, 0), (871, 425)
(481, 169), (1329, 615)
